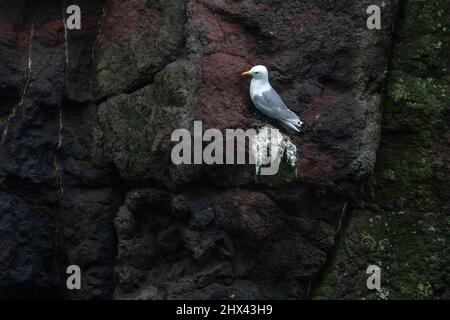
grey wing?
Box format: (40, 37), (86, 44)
(252, 88), (299, 121)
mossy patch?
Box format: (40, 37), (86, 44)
(314, 0), (450, 300)
(313, 210), (450, 300)
(369, 0), (450, 211)
(258, 155), (298, 188)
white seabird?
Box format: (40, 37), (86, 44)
(242, 65), (303, 132)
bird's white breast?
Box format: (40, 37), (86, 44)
(250, 79), (272, 100)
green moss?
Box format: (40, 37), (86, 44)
(382, 169), (395, 181)
(384, 72), (445, 132)
(397, 0), (450, 37)
(315, 0), (450, 300)
(260, 158), (297, 188)
(313, 210), (450, 300)
(369, 0), (450, 211)
(372, 133), (441, 209)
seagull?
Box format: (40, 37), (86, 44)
(242, 65), (303, 132)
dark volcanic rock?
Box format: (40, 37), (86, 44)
(314, 0), (450, 299)
(0, 0), (407, 299)
(0, 0), (120, 299)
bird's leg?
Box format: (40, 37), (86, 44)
(250, 120), (266, 129)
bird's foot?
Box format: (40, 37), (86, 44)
(250, 121), (267, 130)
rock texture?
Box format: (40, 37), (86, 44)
(0, 0), (119, 299)
(3, 0), (446, 300)
(314, 0), (450, 299)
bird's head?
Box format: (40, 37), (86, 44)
(242, 65), (268, 80)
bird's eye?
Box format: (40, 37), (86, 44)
(255, 72), (259, 74)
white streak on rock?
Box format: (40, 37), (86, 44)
(252, 126), (298, 177)
(1, 12), (37, 144)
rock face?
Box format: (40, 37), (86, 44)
(314, 0), (450, 299)
(0, 0), (119, 299)
(4, 0), (446, 300)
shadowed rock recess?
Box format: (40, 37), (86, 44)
(0, 0), (447, 300)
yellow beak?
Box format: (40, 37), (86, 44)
(241, 70), (252, 77)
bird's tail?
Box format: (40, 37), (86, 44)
(280, 118), (304, 133)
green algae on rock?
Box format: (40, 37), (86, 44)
(314, 0), (450, 300)
(313, 210), (450, 300)
(371, 0), (450, 211)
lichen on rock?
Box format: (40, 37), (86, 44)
(314, 0), (450, 300)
